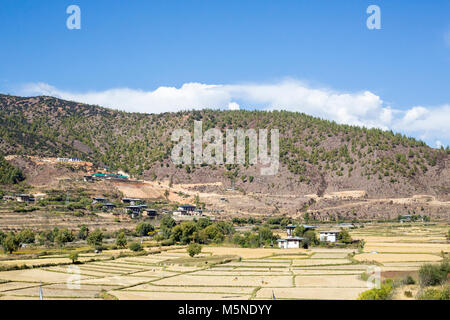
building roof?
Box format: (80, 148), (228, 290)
(179, 204), (196, 208)
(286, 224), (317, 229)
(125, 206), (143, 209)
(277, 237), (305, 242)
(319, 230), (340, 234)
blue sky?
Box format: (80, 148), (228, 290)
(0, 0), (449, 147)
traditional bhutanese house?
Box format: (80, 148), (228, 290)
(2, 195), (15, 201)
(278, 224), (313, 249)
(399, 214), (412, 223)
(16, 194), (31, 202)
(178, 204), (196, 212)
(91, 173), (128, 181)
(69, 157), (82, 162)
(122, 198), (142, 205)
(144, 209), (158, 219)
(125, 205), (147, 218)
(277, 237), (304, 249)
(102, 203), (116, 211)
(92, 197), (107, 204)
(338, 223), (356, 229)
(319, 230), (340, 243)
(84, 175), (94, 182)
(285, 224), (317, 237)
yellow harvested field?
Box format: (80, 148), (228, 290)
(310, 253), (350, 259)
(0, 269), (94, 283)
(0, 281), (41, 292)
(294, 275), (367, 288)
(200, 247), (307, 259)
(381, 261), (440, 267)
(363, 243), (450, 253)
(153, 274), (293, 287)
(354, 253), (442, 263)
(80, 275), (152, 286)
(110, 290), (250, 300)
(224, 262), (290, 268)
(256, 287), (367, 300)
(44, 266), (107, 278)
(4, 286), (101, 299)
(192, 270), (292, 276)
(292, 269), (361, 275)
(268, 255), (309, 259)
(292, 259), (351, 266)
(0, 222), (447, 300)
(0, 256), (108, 268)
(124, 284), (255, 294)
(293, 265), (369, 270)
(130, 270), (179, 278)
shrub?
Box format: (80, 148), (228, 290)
(418, 285), (450, 300)
(403, 275), (416, 285)
(128, 242), (143, 252)
(2, 232), (19, 254)
(357, 279), (394, 300)
(418, 261), (449, 286)
(78, 225), (89, 240)
(69, 251), (79, 263)
(55, 228), (75, 247)
(404, 290), (413, 298)
(87, 229), (103, 249)
(115, 232), (127, 248)
(135, 222), (154, 236)
(187, 243), (202, 257)
(161, 238), (175, 246)
(17, 229), (35, 244)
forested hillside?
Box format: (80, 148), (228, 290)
(0, 94), (449, 198)
(0, 154), (24, 184)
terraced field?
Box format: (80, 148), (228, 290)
(0, 222), (448, 300)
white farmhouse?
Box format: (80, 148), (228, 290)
(319, 230), (340, 243)
(277, 236), (304, 249)
(277, 224), (310, 249)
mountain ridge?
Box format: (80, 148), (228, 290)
(1, 93), (449, 200)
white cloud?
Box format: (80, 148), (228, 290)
(436, 140), (442, 148)
(228, 102), (240, 110)
(20, 80), (449, 147)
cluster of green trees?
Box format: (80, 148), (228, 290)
(397, 214), (431, 222)
(0, 227), (79, 253)
(155, 216), (234, 245)
(37, 227), (78, 247)
(232, 226), (278, 248)
(232, 217), (261, 225)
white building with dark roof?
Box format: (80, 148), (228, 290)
(319, 230), (340, 243)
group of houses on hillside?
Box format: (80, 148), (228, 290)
(92, 197), (153, 219)
(84, 172), (129, 182)
(1, 193), (46, 203)
(172, 204), (215, 222)
(91, 197), (209, 221)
